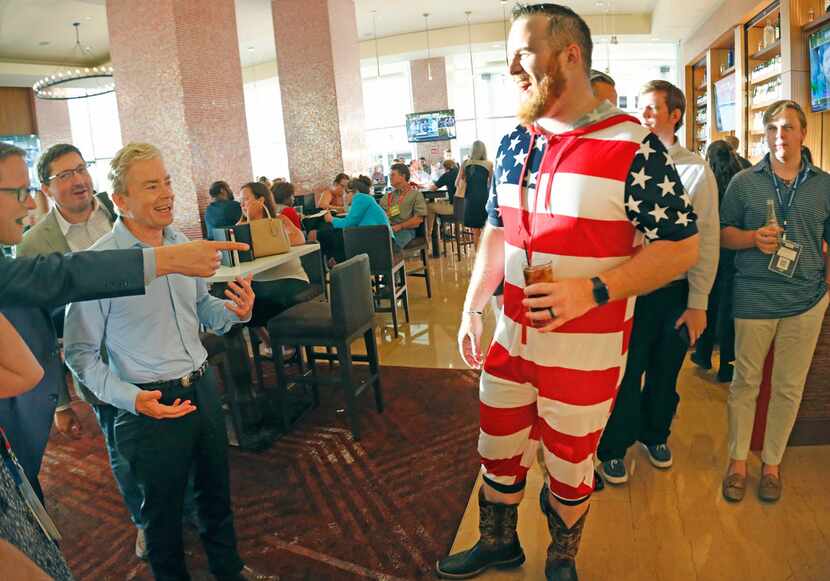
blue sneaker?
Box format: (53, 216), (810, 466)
(599, 458), (627, 485)
(643, 443), (673, 469)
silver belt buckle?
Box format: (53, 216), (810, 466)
(181, 374), (192, 388)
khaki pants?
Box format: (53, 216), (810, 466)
(728, 294), (828, 465)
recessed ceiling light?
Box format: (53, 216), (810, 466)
(247, 46), (255, 52)
(492, 44), (501, 48)
(595, 1), (607, 6)
(38, 41), (51, 47)
(83, 16), (92, 21)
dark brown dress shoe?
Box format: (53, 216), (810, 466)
(722, 473), (746, 502)
(758, 473), (782, 502)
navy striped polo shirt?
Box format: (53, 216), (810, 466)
(720, 154), (830, 319)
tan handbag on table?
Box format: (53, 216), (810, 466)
(249, 206), (290, 258)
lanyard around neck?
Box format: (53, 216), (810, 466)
(770, 165), (807, 228)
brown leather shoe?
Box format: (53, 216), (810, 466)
(758, 473), (782, 502)
(722, 473), (746, 502)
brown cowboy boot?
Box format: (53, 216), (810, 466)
(435, 488), (525, 579)
(539, 484), (588, 581)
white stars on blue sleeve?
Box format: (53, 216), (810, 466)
(648, 204), (668, 223)
(637, 140), (656, 161)
(630, 167), (651, 189)
(657, 175), (676, 197)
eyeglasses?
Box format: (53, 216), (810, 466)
(47, 162), (93, 184)
(0, 187), (38, 203)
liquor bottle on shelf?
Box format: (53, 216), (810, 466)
(763, 19), (775, 48)
(774, 17), (780, 41)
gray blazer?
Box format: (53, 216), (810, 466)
(16, 192), (115, 257)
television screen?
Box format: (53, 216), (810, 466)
(714, 74), (736, 132)
(809, 24), (830, 113)
(405, 109), (457, 143)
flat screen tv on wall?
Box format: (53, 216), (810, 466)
(808, 22), (830, 113)
(405, 109), (457, 143)
(714, 73), (736, 132)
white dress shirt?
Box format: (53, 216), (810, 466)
(53, 201), (113, 252)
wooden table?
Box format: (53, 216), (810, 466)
(208, 243), (322, 449)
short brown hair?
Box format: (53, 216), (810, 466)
(512, 3), (593, 74)
(390, 163), (410, 181)
(0, 142), (26, 181)
(38, 143), (84, 185)
(763, 99), (807, 131)
(641, 80), (686, 133)
(270, 181), (295, 205)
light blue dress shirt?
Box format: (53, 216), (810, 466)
(64, 220), (247, 415)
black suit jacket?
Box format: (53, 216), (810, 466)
(0, 249), (146, 308)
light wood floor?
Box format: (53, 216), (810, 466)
(374, 248), (830, 581)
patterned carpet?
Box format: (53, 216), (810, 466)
(39, 366), (481, 580)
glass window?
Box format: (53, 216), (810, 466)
(243, 75), (290, 181)
(67, 91), (122, 193)
(361, 40), (679, 167)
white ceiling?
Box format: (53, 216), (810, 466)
(0, 0), (724, 75)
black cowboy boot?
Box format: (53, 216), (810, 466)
(435, 488), (525, 579)
(539, 484), (589, 581)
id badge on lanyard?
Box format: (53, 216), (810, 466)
(768, 169), (806, 278)
(387, 192), (401, 218)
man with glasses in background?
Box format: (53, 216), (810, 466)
(0, 145), (113, 508)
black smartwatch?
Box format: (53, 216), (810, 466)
(591, 276), (610, 306)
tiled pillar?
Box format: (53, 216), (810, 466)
(272, 0), (367, 192)
(410, 57), (450, 166)
(106, 0), (252, 239)
(34, 100), (72, 152)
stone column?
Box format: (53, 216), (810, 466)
(106, 0), (252, 239)
(271, 0), (367, 193)
(34, 100), (72, 152)
(410, 57), (450, 166)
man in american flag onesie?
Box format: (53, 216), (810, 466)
(436, 5), (700, 581)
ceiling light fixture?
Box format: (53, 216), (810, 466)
(33, 22), (113, 100)
(423, 12), (432, 81)
(372, 10), (381, 80)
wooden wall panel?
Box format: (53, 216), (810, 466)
(0, 87), (35, 135)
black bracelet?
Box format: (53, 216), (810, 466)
(464, 310), (484, 316)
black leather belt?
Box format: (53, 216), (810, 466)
(136, 362), (207, 391)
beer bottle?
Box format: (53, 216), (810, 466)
(766, 198), (781, 247)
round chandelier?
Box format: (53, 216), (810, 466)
(33, 22), (114, 100)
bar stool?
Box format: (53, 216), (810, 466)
(266, 254), (382, 439)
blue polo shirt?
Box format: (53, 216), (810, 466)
(720, 153), (830, 319)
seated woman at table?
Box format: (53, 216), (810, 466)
(318, 173), (349, 211)
(239, 181), (310, 358)
(317, 177), (393, 266)
(271, 181), (302, 230)
(324, 177), (392, 230)
(430, 159), (458, 202)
